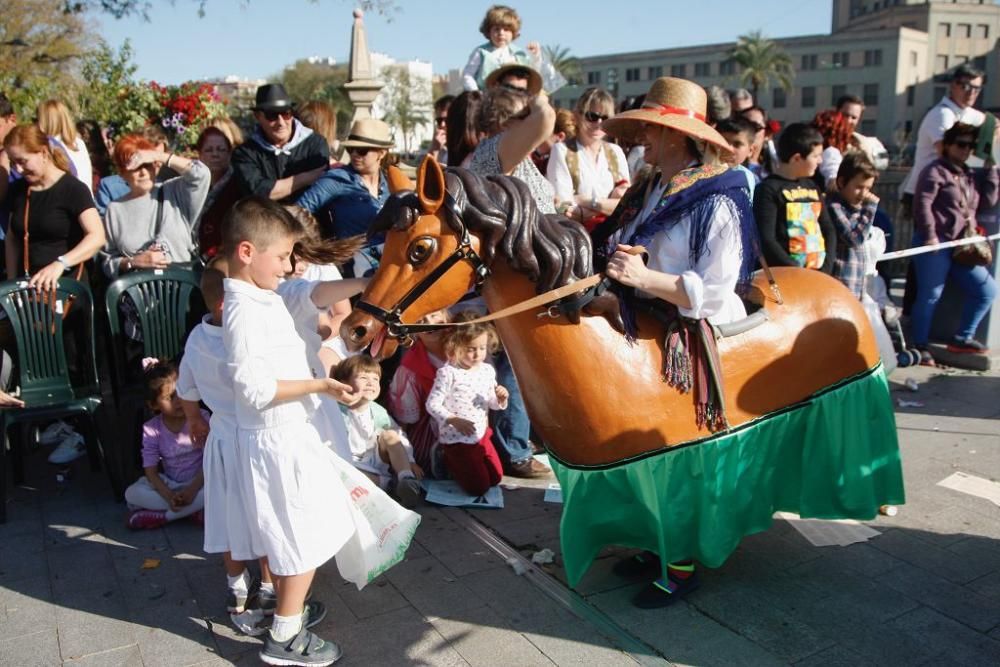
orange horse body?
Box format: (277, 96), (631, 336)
(343, 158), (881, 468)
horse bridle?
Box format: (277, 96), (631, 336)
(354, 192), (491, 339)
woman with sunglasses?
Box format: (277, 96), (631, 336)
(910, 122), (998, 364)
(546, 87), (629, 229)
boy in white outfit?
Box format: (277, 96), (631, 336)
(177, 259), (276, 622)
(222, 197), (363, 667)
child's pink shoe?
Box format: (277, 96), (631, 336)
(127, 509), (168, 530)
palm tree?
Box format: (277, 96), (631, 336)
(725, 30), (795, 100)
(543, 44), (582, 86)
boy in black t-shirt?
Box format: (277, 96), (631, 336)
(753, 123), (837, 273)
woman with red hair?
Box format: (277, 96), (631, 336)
(812, 109), (853, 190)
(100, 133), (210, 277)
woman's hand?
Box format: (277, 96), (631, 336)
(605, 244), (650, 289)
(29, 262), (66, 292)
(446, 416), (477, 436)
(0, 390), (25, 408)
(323, 377), (360, 405)
(125, 149), (165, 172)
(611, 181), (630, 199)
(130, 246), (170, 270)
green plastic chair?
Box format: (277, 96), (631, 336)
(104, 268), (204, 406)
(0, 278), (114, 522)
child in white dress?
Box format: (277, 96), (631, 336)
(177, 259), (275, 620)
(462, 5), (538, 91)
(222, 197), (362, 667)
(332, 355), (423, 508)
(425, 316), (509, 496)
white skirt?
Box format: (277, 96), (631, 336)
(236, 419), (356, 576)
(202, 421), (258, 559)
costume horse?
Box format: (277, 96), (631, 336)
(343, 157), (904, 585)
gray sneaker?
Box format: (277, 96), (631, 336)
(260, 627), (342, 666)
(227, 576), (261, 614)
(396, 476), (422, 509)
(257, 586), (277, 616)
(235, 600), (327, 638)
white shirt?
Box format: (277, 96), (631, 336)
(819, 146), (843, 187)
(223, 278), (318, 428)
(425, 363), (503, 444)
(902, 96), (986, 195)
(546, 141), (629, 203)
(341, 403), (414, 463)
(612, 183), (747, 325)
(176, 315), (236, 434)
(58, 136), (93, 193)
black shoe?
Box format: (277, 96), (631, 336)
(260, 627), (342, 666)
(227, 575), (261, 614)
(612, 551), (661, 579)
(632, 571), (700, 609)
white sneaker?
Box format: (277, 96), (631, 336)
(48, 433), (86, 464)
(39, 420), (75, 445)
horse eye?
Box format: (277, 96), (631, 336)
(407, 237), (437, 265)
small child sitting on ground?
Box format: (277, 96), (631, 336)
(827, 151), (880, 299)
(333, 354), (424, 508)
(462, 4), (539, 91)
(425, 314), (509, 496)
(125, 359), (207, 530)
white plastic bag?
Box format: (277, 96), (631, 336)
(328, 453), (421, 589)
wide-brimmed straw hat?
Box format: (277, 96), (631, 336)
(341, 118), (395, 149)
(485, 64), (544, 96)
(603, 77), (732, 156)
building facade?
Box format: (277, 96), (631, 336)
(552, 0), (999, 149)
(370, 52), (434, 155)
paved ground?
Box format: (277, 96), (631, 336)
(1, 361), (998, 666)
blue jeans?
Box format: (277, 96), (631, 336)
(491, 351), (533, 467)
(910, 233), (997, 346)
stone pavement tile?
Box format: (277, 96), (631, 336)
(0, 499), (44, 537)
(46, 541), (118, 599)
(736, 526), (828, 572)
(101, 518), (172, 550)
(201, 612), (263, 661)
(0, 574), (56, 641)
(0, 542), (49, 584)
(588, 584), (785, 666)
(182, 561), (230, 620)
(868, 528), (995, 585)
(335, 577), (412, 620)
(820, 542), (905, 578)
(117, 556), (197, 614)
(466, 486), (555, 530)
(55, 590), (138, 662)
(472, 510), (562, 554)
(708, 550), (832, 613)
(131, 598), (221, 667)
(62, 644), (143, 666)
(877, 562), (1000, 633)
(430, 604), (554, 666)
(946, 536), (1000, 576)
(792, 644), (872, 667)
(413, 509), (506, 578)
(887, 504), (999, 549)
(789, 557), (919, 622)
(573, 550), (643, 597)
(163, 521), (209, 557)
(888, 606), (1000, 665)
(42, 503), (105, 548)
(0, 628), (61, 667)
(316, 605), (469, 667)
(385, 555), (484, 619)
(967, 571), (1000, 600)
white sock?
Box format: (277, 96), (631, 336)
(227, 570), (249, 593)
(260, 581), (275, 595)
(270, 612), (303, 642)
(398, 470), (415, 481)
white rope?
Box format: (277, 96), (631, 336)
(877, 232), (1000, 263)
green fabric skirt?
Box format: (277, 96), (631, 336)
(550, 364), (905, 587)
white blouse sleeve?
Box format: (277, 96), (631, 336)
(224, 298), (277, 410)
(546, 142), (575, 201)
(176, 341), (201, 402)
(679, 196), (744, 321)
(462, 49), (483, 91)
(425, 366), (454, 423)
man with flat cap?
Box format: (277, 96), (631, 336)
(232, 83), (330, 201)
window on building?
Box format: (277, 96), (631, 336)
(977, 24), (990, 39)
(831, 84), (847, 101)
(938, 23), (951, 38)
(670, 64), (686, 77)
(694, 62), (710, 77)
(860, 120), (877, 136)
(587, 71), (601, 85)
(954, 55), (968, 66)
(906, 84), (915, 106)
(801, 86), (816, 108)
(625, 67), (641, 82)
(910, 51), (918, 66)
(864, 49), (883, 67)
(935, 55), (949, 72)
(863, 83), (879, 106)
(904, 120), (913, 136)
(833, 51), (850, 68)
(974, 55), (987, 71)
(773, 88), (786, 109)
(957, 23), (972, 38)
(719, 60), (736, 76)
(648, 65), (663, 80)
(801, 54), (818, 71)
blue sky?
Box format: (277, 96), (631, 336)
(96, 0), (833, 83)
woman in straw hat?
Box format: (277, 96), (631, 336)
(592, 77), (759, 608)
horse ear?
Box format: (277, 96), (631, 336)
(385, 164), (414, 194)
(417, 154), (446, 215)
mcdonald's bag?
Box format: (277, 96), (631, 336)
(328, 452), (421, 589)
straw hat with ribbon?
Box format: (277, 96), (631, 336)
(603, 77), (733, 157)
(341, 118), (395, 150)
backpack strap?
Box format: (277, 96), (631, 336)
(604, 143), (625, 186)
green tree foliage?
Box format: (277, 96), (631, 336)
(65, 0), (399, 20)
(544, 45), (582, 86)
(726, 30), (795, 100)
(277, 59), (354, 139)
(75, 41), (160, 135)
(379, 65), (431, 155)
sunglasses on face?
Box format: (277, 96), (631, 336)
(435, 116), (448, 127)
(262, 110), (293, 122)
(583, 111), (609, 123)
(955, 81), (982, 93)
(952, 140), (976, 149)
(500, 82), (529, 94)
(347, 147), (374, 156)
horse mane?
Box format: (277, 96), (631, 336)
(369, 167), (593, 293)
